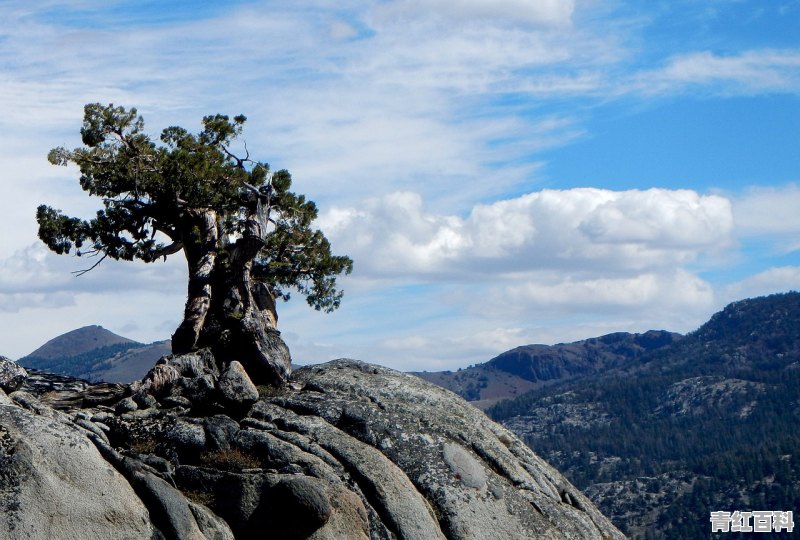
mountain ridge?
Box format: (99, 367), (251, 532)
(485, 291), (800, 539)
(18, 325), (170, 383)
(415, 329), (681, 409)
(11, 292), (800, 538)
(20, 325), (137, 360)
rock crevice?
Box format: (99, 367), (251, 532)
(0, 355), (624, 540)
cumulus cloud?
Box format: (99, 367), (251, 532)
(0, 1), (798, 369)
(486, 268), (715, 317)
(320, 187), (735, 278)
(0, 242), (187, 357)
(0, 243), (185, 291)
(0, 289), (185, 359)
(729, 183), (800, 255)
(302, 187), (735, 370)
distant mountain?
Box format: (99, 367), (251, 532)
(83, 340), (172, 383)
(18, 326), (169, 383)
(415, 330), (681, 409)
(484, 292), (800, 539)
(22, 325), (137, 360)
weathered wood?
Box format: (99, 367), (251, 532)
(172, 195), (291, 385)
(171, 209), (219, 354)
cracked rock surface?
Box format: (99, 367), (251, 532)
(0, 355), (624, 539)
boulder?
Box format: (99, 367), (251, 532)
(0, 356), (27, 393)
(217, 361), (259, 407)
(0, 353), (624, 540)
(167, 419), (208, 453)
(272, 359), (624, 539)
(136, 349), (220, 405)
(0, 396), (157, 539)
(203, 414), (241, 452)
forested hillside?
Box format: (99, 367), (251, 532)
(488, 292), (800, 539)
(416, 330), (680, 409)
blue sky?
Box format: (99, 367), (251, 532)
(0, 0), (799, 371)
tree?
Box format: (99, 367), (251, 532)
(37, 104), (352, 385)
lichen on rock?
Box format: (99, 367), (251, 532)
(0, 353), (624, 539)
(0, 357), (27, 393)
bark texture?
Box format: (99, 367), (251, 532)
(171, 199), (291, 386)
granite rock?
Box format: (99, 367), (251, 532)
(0, 353), (624, 540)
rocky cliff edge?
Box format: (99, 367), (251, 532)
(0, 354), (623, 539)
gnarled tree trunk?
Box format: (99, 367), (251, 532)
(171, 209), (219, 354)
(171, 201), (291, 386)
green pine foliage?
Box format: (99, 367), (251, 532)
(37, 103), (352, 314)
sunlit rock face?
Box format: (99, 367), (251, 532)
(0, 355), (623, 540)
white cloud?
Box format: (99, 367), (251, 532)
(0, 292), (76, 314)
(371, 0), (575, 28)
(376, 326), (543, 371)
(300, 187), (734, 369)
(0, 1), (798, 371)
(723, 266), (800, 303)
(487, 268), (715, 316)
(320, 187), (734, 278)
(730, 183), (800, 254)
(665, 50), (800, 84)
(0, 244), (186, 360)
(0, 1), (603, 221)
(0, 244), (68, 294)
(0, 243), (186, 296)
(0, 243), (186, 355)
(0, 289), (185, 359)
(733, 183), (800, 236)
(633, 50), (800, 95)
